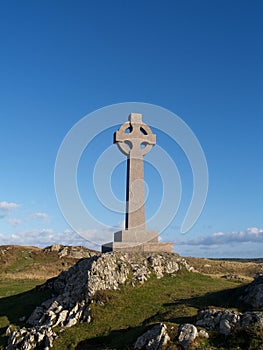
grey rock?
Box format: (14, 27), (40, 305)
(27, 306), (44, 326)
(8, 252), (193, 350)
(165, 260), (179, 274)
(35, 330), (45, 343)
(219, 319), (232, 336)
(43, 244), (97, 259)
(49, 244), (62, 252)
(241, 311), (263, 327)
(134, 323), (170, 349)
(53, 309), (68, 327)
(5, 326), (12, 335)
(198, 329), (209, 338)
(196, 309), (241, 334)
(178, 323), (198, 349)
(196, 308), (263, 336)
(6, 326), (57, 350)
(240, 275), (263, 307)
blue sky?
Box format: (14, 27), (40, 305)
(0, 0), (262, 257)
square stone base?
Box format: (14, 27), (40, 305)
(102, 229), (173, 253)
(114, 230), (158, 243)
(101, 241), (174, 253)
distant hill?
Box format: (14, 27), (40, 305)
(0, 244), (262, 282)
(0, 244), (98, 281)
(211, 257), (263, 263)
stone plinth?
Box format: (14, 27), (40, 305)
(102, 241), (174, 253)
(114, 230), (158, 243)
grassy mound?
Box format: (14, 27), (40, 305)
(54, 272), (245, 349)
(0, 247), (262, 349)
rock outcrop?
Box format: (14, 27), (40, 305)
(196, 308), (263, 335)
(43, 244), (98, 259)
(177, 308), (263, 349)
(7, 252), (193, 350)
(240, 274), (263, 307)
(6, 326), (57, 350)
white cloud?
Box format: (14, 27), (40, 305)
(5, 211), (49, 227)
(0, 201), (19, 218)
(0, 201), (19, 210)
(76, 221), (126, 246)
(78, 226), (117, 245)
(213, 231), (225, 237)
(115, 220), (125, 230)
(8, 218), (22, 226)
(0, 221), (125, 250)
(175, 227), (263, 246)
(249, 227), (263, 234)
(0, 228), (102, 250)
(31, 212), (49, 220)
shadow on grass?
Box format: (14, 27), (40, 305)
(0, 275), (254, 350)
(0, 327), (8, 348)
(0, 287), (51, 325)
(76, 325), (148, 350)
(75, 283), (251, 350)
(164, 283), (249, 311)
(0, 286), (51, 347)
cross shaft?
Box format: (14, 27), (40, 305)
(115, 113), (156, 230)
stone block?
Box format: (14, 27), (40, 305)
(114, 230), (158, 243)
(101, 241), (174, 253)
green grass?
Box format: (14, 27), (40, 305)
(0, 270), (257, 350)
(1, 249), (59, 275)
(52, 271), (246, 350)
(0, 279), (51, 348)
(0, 278), (45, 298)
(1, 247), (262, 349)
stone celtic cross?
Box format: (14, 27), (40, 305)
(115, 113), (156, 230)
(101, 113), (173, 253)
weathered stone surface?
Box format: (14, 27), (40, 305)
(198, 329), (209, 338)
(178, 323), (198, 349)
(27, 306), (44, 326)
(43, 244), (97, 259)
(241, 311), (263, 327)
(240, 274), (263, 307)
(196, 309), (241, 335)
(196, 308), (263, 335)
(6, 326), (57, 350)
(148, 254), (180, 278)
(134, 323), (170, 350)
(5, 326), (12, 336)
(102, 241), (174, 253)
(116, 113), (156, 231)
(219, 318), (232, 336)
(7, 251), (193, 350)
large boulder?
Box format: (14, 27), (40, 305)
(240, 274), (263, 308)
(134, 323), (170, 350)
(178, 323), (198, 349)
